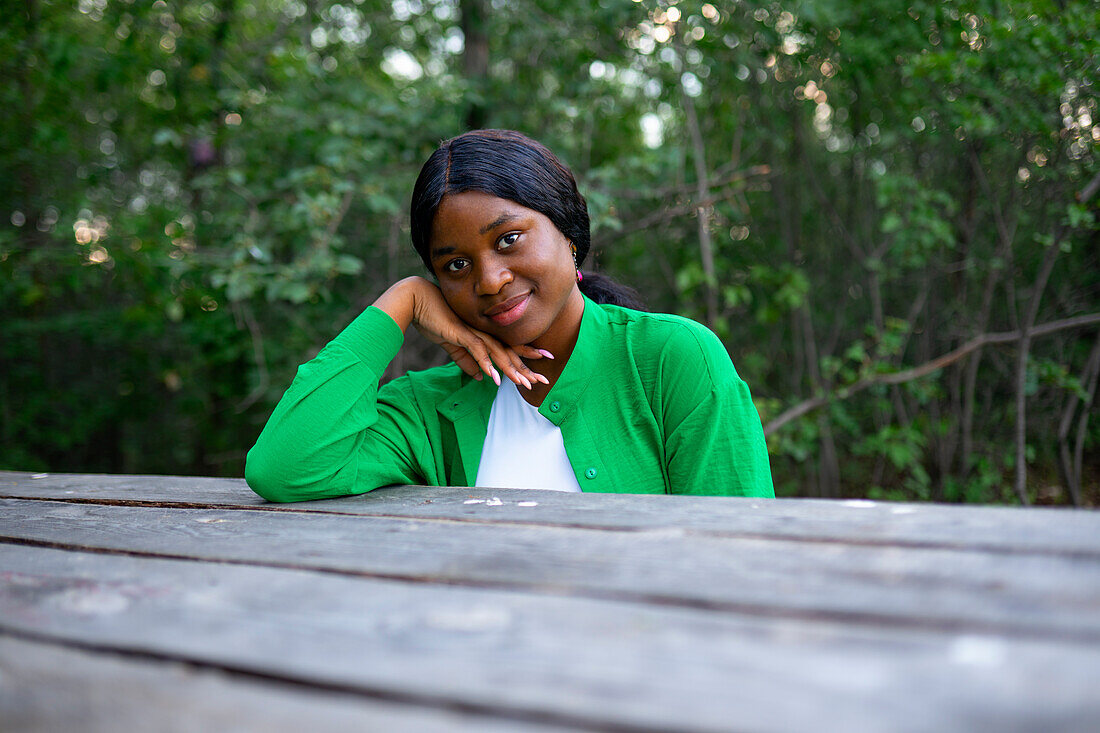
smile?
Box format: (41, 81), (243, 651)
(484, 292), (531, 326)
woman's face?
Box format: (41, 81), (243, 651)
(429, 190), (583, 349)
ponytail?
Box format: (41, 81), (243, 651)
(578, 271), (646, 311)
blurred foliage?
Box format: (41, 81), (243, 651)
(1, 0), (1098, 503)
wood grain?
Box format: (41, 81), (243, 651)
(3, 544), (1098, 733)
(3, 471), (1100, 556)
(0, 635), (578, 733)
(2, 498), (1099, 642)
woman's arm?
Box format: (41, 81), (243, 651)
(658, 321), (774, 497)
(244, 304), (421, 501)
(245, 277), (549, 501)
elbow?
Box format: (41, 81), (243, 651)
(245, 447), (298, 503)
(245, 444), (356, 502)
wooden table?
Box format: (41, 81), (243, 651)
(1, 471), (1099, 732)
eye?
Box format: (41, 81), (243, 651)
(498, 232), (520, 249)
(443, 257), (469, 274)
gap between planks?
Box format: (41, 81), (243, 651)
(2, 493), (1096, 562)
(0, 626), (657, 733)
(3, 533), (1099, 647)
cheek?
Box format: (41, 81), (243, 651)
(438, 282), (472, 314)
(532, 244), (573, 281)
(553, 251), (577, 286)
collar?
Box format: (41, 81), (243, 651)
(436, 364), (497, 486)
(537, 294), (606, 425)
(434, 294), (608, 479)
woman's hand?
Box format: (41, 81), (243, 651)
(373, 277), (550, 390)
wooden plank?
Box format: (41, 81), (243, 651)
(0, 471), (269, 506)
(0, 471), (267, 506)
(4, 471), (1100, 556)
(2, 544), (1098, 733)
(0, 635), (577, 733)
(3, 499), (1099, 642)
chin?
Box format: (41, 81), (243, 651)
(483, 317), (543, 347)
(494, 326), (540, 347)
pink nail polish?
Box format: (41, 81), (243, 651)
(490, 366), (501, 386)
(521, 376), (532, 390)
(537, 349), (555, 359)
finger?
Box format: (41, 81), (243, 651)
(457, 328), (540, 390)
(493, 344), (549, 390)
(461, 334), (528, 390)
(458, 334), (501, 386)
(510, 354), (549, 387)
(511, 344), (554, 361)
(513, 364), (534, 390)
(442, 343), (483, 380)
(478, 341), (528, 389)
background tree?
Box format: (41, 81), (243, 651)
(2, 0), (1097, 504)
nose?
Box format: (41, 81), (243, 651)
(475, 257), (512, 296)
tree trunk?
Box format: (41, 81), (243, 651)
(962, 144), (1020, 478)
(15, 0), (44, 251)
(1013, 232), (1063, 504)
(461, 0), (489, 130)
(1058, 331), (1100, 506)
(677, 54), (718, 329)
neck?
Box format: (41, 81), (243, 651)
(520, 288), (584, 406)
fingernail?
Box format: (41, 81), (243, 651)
(520, 375), (532, 390)
(537, 373), (550, 385)
(473, 373), (482, 381)
(537, 349), (555, 359)
(489, 366), (501, 386)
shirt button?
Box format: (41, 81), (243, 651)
(549, 401), (561, 412)
(585, 467), (597, 479)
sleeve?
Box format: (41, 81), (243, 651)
(658, 322), (774, 497)
(244, 306), (431, 502)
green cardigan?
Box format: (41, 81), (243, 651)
(246, 297), (774, 501)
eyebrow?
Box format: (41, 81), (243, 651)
(480, 213), (518, 234)
(430, 212), (521, 260)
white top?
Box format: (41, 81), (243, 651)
(474, 380), (583, 492)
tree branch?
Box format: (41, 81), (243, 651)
(595, 182), (769, 246)
(314, 186), (355, 251)
(1077, 171), (1100, 203)
(1013, 229), (1063, 504)
(763, 312), (1100, 435)
(234, 303), (270, 413)
(603, 164), (771, 200)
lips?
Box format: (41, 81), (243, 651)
(484, 292), (531, 326)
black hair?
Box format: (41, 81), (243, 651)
(409, 129), (646, 311)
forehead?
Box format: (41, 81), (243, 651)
(428, 191), (559, 260)
(432, 190), (531, 231)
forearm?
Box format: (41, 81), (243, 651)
(245, 306), (407, 502)
(371, 276), (423, 333)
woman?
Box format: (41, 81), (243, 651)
(246, 129), (773, 500)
